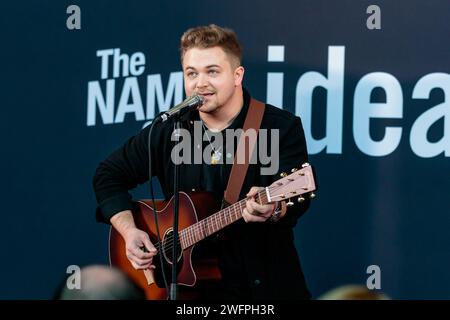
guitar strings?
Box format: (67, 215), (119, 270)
(150, 189), (272, 253)
(155, 192), (264, 249)
(152, 179), (304, 253)
(152, 185), (301, 253)
(150, 192), (265, 254)
(148, 172), (311, 263)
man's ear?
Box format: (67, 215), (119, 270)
(234, 66), (245, 86)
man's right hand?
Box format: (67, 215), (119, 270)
(110, 210), (158, 270)
(123, 227), (158, 270)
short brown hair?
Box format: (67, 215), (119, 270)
(180, 24), (242, 68)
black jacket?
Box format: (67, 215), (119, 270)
(93, 89), (311, 299)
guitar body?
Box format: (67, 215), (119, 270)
(109, 192), (222, 300)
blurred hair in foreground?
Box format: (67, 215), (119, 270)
(317, 285), (390, 300)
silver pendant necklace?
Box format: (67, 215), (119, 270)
(202, 122), (222, 165)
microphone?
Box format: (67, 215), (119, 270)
(159, 95), (204, 122)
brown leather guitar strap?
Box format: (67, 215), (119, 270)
(223, 98), (265, 207)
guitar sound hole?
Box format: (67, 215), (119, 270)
(161, 229), (183, 264)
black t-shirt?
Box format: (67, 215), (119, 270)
(199, 132), (226, 199)
(195, 107), (253, 299)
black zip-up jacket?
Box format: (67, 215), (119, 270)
(93, 89), (312, 299)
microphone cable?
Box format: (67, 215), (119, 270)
(147, 114), (170, 296)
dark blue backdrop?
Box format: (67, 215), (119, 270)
(2, 0), (449, 299)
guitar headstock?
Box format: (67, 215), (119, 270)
(266, 163), (317, 205)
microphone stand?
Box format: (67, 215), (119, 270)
(154, 95), (202, 300)
(169, 116), (181, 300)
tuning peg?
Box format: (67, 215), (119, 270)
(301, 162), (310, 168)
(297, 196), (305, 203)
(309, 192), (316, 199)
(280, 172), (288, 177)
(286, 199), (294, 207)
(291, 168), (298, 173)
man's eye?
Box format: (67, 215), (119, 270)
(187, 72), (197, 78)
(209, 70), (218, 75)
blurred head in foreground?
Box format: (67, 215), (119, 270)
(56, 265), (145, 300)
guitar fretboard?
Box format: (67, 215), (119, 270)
(179, 190), (268, 249)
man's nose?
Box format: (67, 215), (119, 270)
(196, 73), (208, 88)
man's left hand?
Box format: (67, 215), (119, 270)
(242, 186), (277, 223)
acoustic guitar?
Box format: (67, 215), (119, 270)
(109, 163), (317, 299)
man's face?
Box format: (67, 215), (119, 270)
(182, 46), (243, 114)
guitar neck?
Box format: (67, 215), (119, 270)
(180, 190), (268, 249)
